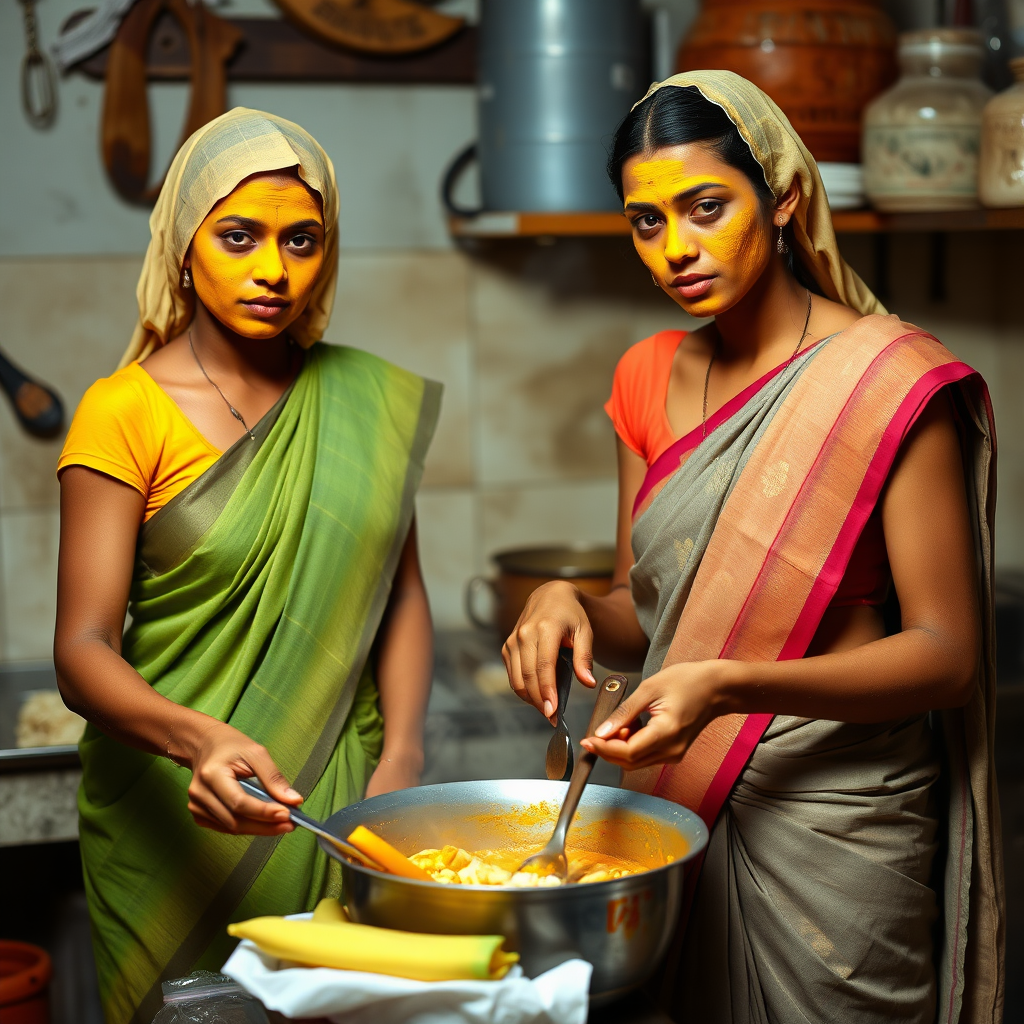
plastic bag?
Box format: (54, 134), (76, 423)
(150, 971), (269, 1024)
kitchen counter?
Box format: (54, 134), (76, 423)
(0, 631), (620, 847)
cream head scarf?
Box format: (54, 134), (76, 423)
(631, 71), (885, 316)
(121, 107), (340, 368)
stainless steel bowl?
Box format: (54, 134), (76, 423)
(322, 779), (708, 1001)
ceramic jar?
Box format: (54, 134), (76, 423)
(979, 57), (1024, 206)
(863, 29), (993, 211)
(675, 0), (897, 163)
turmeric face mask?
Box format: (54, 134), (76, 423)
(622, 144), (773, 318)
(187, 172), (326, 339)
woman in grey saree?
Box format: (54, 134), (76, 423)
(502, 72), (1003, 1023)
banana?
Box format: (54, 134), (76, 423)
(311, 898), (348, 925)
(227, 916), (519, 981)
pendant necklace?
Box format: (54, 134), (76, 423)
(188, 329), (256, 442)
(701, 288), (812, 439)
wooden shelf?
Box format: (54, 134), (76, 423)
(68, 14), (476, 84)
(449, 206), (1024, 238)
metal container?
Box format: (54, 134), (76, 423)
(477, 0), (646, 212)
(863, 29), (993, 211)
(323, 779), (708, 1001)
(464, 544), (616, 638)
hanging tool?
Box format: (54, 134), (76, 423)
(19, 0), (58, 128)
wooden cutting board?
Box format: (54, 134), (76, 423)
(272, 0), (463, 55)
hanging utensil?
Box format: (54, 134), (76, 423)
(237, 778), (383, 871)
(19, 0), (58, 128)
(544, 648), (574, 782)
(517, 674), (628, 882)
(0, 348), (64, 439)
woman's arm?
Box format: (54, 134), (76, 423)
(503, 439), (651, 723)
(54, 466), (301, 834)
(585, 393), (981, 770)
(364, 520), (433, 797)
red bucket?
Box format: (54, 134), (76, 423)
(0, 942), (51, 1024)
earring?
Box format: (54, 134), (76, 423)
(776, 223), (789, 256)
(651, 272), (660, 288)
(182, 268), (192, 289)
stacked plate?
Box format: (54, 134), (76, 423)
(818, 162), (865, 210)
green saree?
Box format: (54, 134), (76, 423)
(77, 343), (441, 1024)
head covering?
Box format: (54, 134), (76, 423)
(631, 71), (884, 316)
(120, 107), (340, 368)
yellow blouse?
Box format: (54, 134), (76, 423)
(58, 362), (221, 521)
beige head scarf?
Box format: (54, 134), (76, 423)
(632, 71), (884, 316)
(121, 107), (340, 368)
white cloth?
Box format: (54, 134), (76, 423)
(223, 916), (592, 1024)
(51, 0), (137, 70)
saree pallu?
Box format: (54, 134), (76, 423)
(624, 315), (1003, 1023)
(77, 343), (441, 1024)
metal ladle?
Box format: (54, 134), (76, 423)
(517, 674), (628, 882)
(238, 778), (382, 870)
(544, 648), (574, 781)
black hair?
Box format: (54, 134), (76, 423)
(608, 85), (823, 294)
(607, 85), (774, 208)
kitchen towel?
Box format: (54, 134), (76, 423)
(223, 916), (591, 1024)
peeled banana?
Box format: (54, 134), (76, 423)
(227, 913), (519, 981)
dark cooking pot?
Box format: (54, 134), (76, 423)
(322, 779), (708, 1002)
(465, 545), (616, 639)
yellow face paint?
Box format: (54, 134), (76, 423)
(622, 144), (772, 317)
(188, 173), (326, 339)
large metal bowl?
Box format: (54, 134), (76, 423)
(322, 779), (708, 1001)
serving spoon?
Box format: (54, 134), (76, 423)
(517, 674), (629, 882)
(545, 648), (575, 782)
(238, 778), (383, 870)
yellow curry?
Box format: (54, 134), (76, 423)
(410, 844), (639, 887)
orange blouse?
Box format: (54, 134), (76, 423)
(57, 362), (221, 521)
(605, 331), (890, 607)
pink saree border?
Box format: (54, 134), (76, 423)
(691, 357), (977, 826)
(778, 358), (978, 660)
(632, 338), (828, 520)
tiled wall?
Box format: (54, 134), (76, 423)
(1, 230), (1022, 661)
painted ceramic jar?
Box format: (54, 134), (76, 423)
(675, 0), (897, 164)
(863, 29), (993, 211)
(979, 57), (1024, 207)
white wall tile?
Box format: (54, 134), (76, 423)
(416, 488), (477, 628)
(479, 478), (618, 559)
(1, 508), (60, 662)
(0, 256), (140, 511)
(330, 252), (473, 487)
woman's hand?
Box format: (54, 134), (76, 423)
(364, 749), (423, 798)
(581, 660), (727, 770)
(502, 581), (598, 725)
(183, 720), (303, 836)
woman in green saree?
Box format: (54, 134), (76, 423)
(53, 108), (441, 1024)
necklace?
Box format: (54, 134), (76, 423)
(702, 289), (812, 439)
(188, 329), (256, 442)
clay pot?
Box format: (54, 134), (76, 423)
(465, 545), (615, 641)
(675, 0), (898, 163)
(0, 942), (51, 1024)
